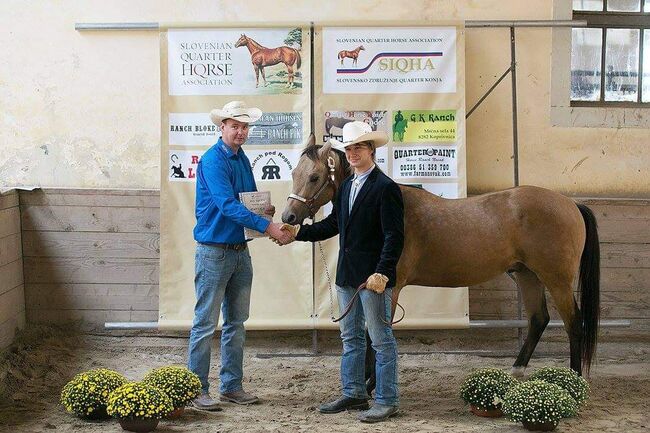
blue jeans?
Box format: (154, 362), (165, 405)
(188, 243), (253, 394)
(336, 285), (399, 407)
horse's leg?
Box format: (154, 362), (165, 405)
(544, 277), (583, 375)
(254, 65), (260, 88)
(286, 65), (293, 88)
(508, 267), (550, 378)
(260, 66), (268, 86)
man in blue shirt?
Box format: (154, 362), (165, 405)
(188, 101), (292, 410)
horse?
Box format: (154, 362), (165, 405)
(235, 34), (301, 88)
(324, 116), (355, 135)
(338, 45), (365, 66)
(282, 138), (600, 392)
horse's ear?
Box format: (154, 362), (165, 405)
(318, 140), (332, 160)
(306, 133), (315, 148)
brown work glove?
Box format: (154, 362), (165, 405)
(365, 273), (389, 294)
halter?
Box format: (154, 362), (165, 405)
(288, 155), (337, 218)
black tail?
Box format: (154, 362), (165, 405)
(577, 204), (600, 374)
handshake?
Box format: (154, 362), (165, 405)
(265, 222), (300, 246)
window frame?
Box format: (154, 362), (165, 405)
(572, 2), (650, 107)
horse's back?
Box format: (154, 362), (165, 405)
(396, 185), (585, 287)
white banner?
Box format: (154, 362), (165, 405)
(168, 150), (204, 182)
(168, 28), (304, 96)
(322, 27), (457, 94)
(247, 148), (301, 182)
(169, 113), (218, 146)
(391, 145), (458, 179)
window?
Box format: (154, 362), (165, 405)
(572, 0), (650, 106)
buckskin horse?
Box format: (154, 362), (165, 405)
(282, 138), (600, 392)
(338, 45), (365, 66)
(235, 34), (301, 88)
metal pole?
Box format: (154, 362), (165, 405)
(75, 22), (159, 31)
(104, 319), (631, 330)
(509, 26), (524, 351)
(75, 20), (587, 32)
(466, 66), (512, 119)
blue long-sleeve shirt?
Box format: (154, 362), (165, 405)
(193, 139), (270, 244)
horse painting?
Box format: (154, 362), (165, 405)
(282, 137), (600, 390)
(235, 34), (301, 88)
(338, 45), (365, 66)
(325, 117), (355, 135)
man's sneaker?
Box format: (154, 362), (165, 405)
(220, 389), (260, 405)
(191, 392), (223, 411)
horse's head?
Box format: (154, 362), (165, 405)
(235, 34), (248, 48)
(359, 45), (366, 51)
(282, 135), (347, 225)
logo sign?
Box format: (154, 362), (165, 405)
(248, 112), (303, 145)
(168, 28), (303, 96)
(392, 110), (457, 143)
(169, 113), (219, 146)
(322, 27), (457, 94)
(391, 145), (458, 179)
(323, 110), (388, 143)
(247, 149), (301, 182)
(168, 150), (204, 182)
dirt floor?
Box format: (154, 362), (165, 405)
(0, 326), (648, 433)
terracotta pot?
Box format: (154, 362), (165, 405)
(118, 418), (159, 433)
(165, 407), (185, 419)
(470, 405), (503, 417)
(522, 420), (558, 431)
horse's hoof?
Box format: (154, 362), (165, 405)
(511, 366), (526, 378)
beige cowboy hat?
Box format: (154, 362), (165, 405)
(329, 121), (388, 151)
(209, 100), (263, 125)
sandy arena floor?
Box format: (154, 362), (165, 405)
(0, 327), (648, 432)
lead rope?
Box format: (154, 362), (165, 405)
(317, 239), (336, 321)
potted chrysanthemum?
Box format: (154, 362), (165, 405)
(460, 368), (518, 417)
(60, 368), (128, 420)
(142, 366), (201, 419)
(503, 380), (579, 431)
(107, 382), (173, 432)
(529, 366), (589, 409)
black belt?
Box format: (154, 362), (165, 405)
(212, 242), (247, 251)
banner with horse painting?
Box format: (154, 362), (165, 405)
(159, 26), (314, 330)
(167, 28), (303, 96)
(311, 24), (468, 328)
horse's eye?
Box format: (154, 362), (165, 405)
(309, 174), (319, 183)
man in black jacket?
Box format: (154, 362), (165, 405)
(282, 121), (404, 423)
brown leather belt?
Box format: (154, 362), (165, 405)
(212, 242), (247, 251)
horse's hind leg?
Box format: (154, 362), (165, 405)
(509, 267), (550, 378)
(543, 276), (583, 375)
(286, 66), (294, 88)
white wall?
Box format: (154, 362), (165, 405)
(1, 0), (648, 196)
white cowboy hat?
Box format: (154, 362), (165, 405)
(329, 121), (388, 151)
(209, 101), (263, 125)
